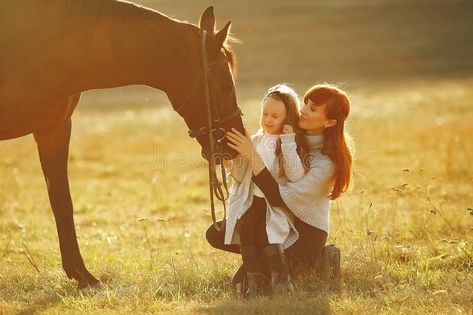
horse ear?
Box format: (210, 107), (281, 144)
(199, 6), (215, 32)
(214, 21), (232, 48)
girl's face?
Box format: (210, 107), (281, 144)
(260, 97), (287, 135)
(298, 100), (336, 135)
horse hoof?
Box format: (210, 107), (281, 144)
(66, 267), (101, 289)
(77, 279), (102, 290)
(231, 282), (244, 300)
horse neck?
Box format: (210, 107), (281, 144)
(66, 1), (200, 94)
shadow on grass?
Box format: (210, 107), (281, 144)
(196, 294), (331, 315)
(11, 282), (103, 315)
(194, 266), (335, 315)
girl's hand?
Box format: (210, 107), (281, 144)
(225, 127), (254, 161)
(282, 124), (294, 134)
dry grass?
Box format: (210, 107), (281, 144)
(1, 78), (472, 314)
(2, 1), (473, 313)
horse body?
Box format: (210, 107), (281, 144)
(0, 0), (242, 288)
(1, 0), (199, 139)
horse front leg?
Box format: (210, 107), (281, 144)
(33, 118), (100, 289)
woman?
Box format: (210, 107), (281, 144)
(207, 84), (353, 297)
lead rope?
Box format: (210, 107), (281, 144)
(201, 30), (230, 231)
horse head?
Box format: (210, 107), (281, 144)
(167, 7), (244, 164)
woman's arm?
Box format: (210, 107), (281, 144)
(251, 167), (288, 208)
(280, 133), (305, 182)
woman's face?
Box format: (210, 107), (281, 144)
(298, 100), (335, 135)
(260, 97), (287, 135)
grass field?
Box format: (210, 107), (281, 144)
(1, 1), (473, 314)
(1, 78), (472, 314)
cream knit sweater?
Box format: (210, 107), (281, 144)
(278, 134), (334, 234)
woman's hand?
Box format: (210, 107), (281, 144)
(226, 127), (266, 175)
(225, 127), (254, 160)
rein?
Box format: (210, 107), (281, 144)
(173, 30), (243, 231)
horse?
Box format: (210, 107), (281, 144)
(0, 0), (244, 289)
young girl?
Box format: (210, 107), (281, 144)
(223, 84), (310, 296)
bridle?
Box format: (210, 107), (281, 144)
(172, 30), (243, 231)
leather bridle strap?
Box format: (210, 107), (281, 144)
(171, 30), (239, 231)
(187, 107), (242, 139)
(200, 30), (229, 231)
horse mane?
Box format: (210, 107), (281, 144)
(222, 36), (238, 76)
(60, 0), (170, 22)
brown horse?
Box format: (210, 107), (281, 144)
(0, 1), (243, 288)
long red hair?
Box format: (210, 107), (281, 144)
(303, 84), (352, 200)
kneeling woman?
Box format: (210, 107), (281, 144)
(207, 84), (353, 296)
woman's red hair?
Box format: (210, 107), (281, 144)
(303, 84), (352, 200)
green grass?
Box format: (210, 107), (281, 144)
(1, 78), (473, 314)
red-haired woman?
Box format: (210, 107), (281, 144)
(207, 84), (353, 297)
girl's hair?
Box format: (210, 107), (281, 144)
(260, 84), (310, 177)
(303, 84), (352, 200)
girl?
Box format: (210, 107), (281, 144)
(221, 84), (310, 296)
